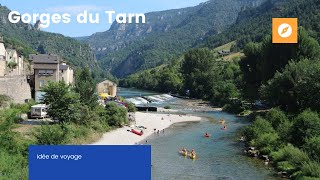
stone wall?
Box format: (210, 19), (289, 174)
(0, 76), (32, 104)
(0, 60), (5, 76)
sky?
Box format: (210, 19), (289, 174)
(0, 0), (208, 37)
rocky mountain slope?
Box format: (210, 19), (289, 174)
(81, 0), (266, 77)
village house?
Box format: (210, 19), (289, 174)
(6, 48), (25, 75)
(96, 80), (117, 97)
(29, 54), (74, 102)
(0, 36), (32, 103)
(0, 37), (26, 76)
(0, 37), (6, 76)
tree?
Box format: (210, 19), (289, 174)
(41, 81), (82, 123)
(264, 108), (292, 142)
(103, 102), (128, 127)
(74, 68), (98, 109)
(181, 48), (216, 98)
(291, 110), (320, 147)
(244, 117), (275, 142)
(261, 60), (320, 112)
(241, 28), (320, 101)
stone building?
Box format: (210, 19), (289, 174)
(29, 54), (74, 102)
(96, 80), (117, 97)
(0, 37), (6, 76)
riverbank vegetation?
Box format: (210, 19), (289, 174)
(121, 26), (320, 178)
(243, 108), (320, 179)
(0, 68), (129, 179)
(240, 28), (320, 179)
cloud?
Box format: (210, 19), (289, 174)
(45, 5), (105, 14)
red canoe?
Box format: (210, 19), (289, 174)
(131, 129), (143, 136)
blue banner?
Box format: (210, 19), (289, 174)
(29, 145), (151, 180)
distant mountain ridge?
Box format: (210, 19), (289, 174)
(81, 0), (266, 77)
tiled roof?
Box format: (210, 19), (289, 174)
(29, 54), (60, 64)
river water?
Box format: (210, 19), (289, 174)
(118, 88), (277, 180)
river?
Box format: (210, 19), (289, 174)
(118, 88), (277, 180)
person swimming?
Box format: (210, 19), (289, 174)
(182, 147), (187, 153)
(190, 149), (196, 156)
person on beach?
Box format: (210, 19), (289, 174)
(157, 130), (160, 134)
(162, 129), (165, 133)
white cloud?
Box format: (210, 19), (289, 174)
(45, 5), (105, 14)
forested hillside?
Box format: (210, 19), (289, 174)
(0, 5), (104, 78)
(121, 1), (320, 178)
(82, 0), (266, 77)
(203, 0), (320, 49)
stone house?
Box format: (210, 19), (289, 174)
(0, 38), (6, 76)
(29, 54), (74, 102)
(96, 80), (117, 97)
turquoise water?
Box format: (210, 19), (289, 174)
(117, 87), (159, 98)
(119, 88), (277, 180)
(147, 111), (276, 180)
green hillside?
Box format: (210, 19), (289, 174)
(0, 5), (103, 78)
(203, 0), (320, 49)
(82, 0), (266, 77)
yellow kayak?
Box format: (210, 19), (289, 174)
(179, 151), (188, 156)
(219, 119), (225, 124)
(189, 154), (196, 159)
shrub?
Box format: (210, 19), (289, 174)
(0, 108), (24, 123)
(223, 100), (244, 114)
(87, 120), (110, 133)
(265, 108), (288, 129)
(244, 117), (275, 142)
(164, 105), (171, 109)
(299, 161), (320, 178)
(263, 108), (293, 142)
(33, 124), (69, 145)
(103, 102), (128, 127)
(271, 145), (310, 174)
(291, 110), (320, 147)
(251, 132), (279, 154)
(127, 103), (137, 112)
(0, 94), (11, 107)
(0, 151), (28, 180)
(63, 123), (90, 139)
(303, 136), (320, 162)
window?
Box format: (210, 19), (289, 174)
(38, 70), (54, 76)
(39, 80), (44, 87)
(47, 70), (54, 75)
(38, 70), (46, 75)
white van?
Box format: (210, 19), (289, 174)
(30, 104), (48, 119)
